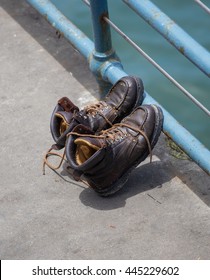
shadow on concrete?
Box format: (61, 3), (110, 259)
(58, 160), (174, 210)
(155, 135), (210, 207)
(79, 161), (173, 210)
(1, 0), (99, 99)
(175, 168), (210, 207)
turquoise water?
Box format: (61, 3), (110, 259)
(51, 0), (210, 149)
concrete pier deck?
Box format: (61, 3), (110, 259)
(0, 0), (210, 260)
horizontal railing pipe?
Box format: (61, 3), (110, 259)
(123, 0), (210, 77)
(143, 94), (210, 173)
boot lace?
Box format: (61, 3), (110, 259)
(43, 146), (67, 175)
(99, 123), (152, 162)
(43, 123), (152, 175)
(84, 101), (116, 127)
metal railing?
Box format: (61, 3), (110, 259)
(27, 0), (210, 174)
(195, 0), (210, 14)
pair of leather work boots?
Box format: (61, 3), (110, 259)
(44, 76), (163, 196)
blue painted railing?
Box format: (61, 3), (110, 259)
(27, 0), (210, 175)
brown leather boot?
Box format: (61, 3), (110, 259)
(65, 104), (163, 196)
(50, 76), (144, 149)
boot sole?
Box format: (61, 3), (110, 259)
(95, 105), (164, 196)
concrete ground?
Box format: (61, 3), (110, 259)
(0, 0), (210, 260)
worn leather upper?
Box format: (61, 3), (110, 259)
(50, 76), (144, 148)
(66, 105), (163, 194)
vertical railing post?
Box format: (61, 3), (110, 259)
(89, 0), (123, 95)
(89, 0), (112, 53)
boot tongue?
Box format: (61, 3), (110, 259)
(58, 97), (79, 112)
(74, 136), (104, 165)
